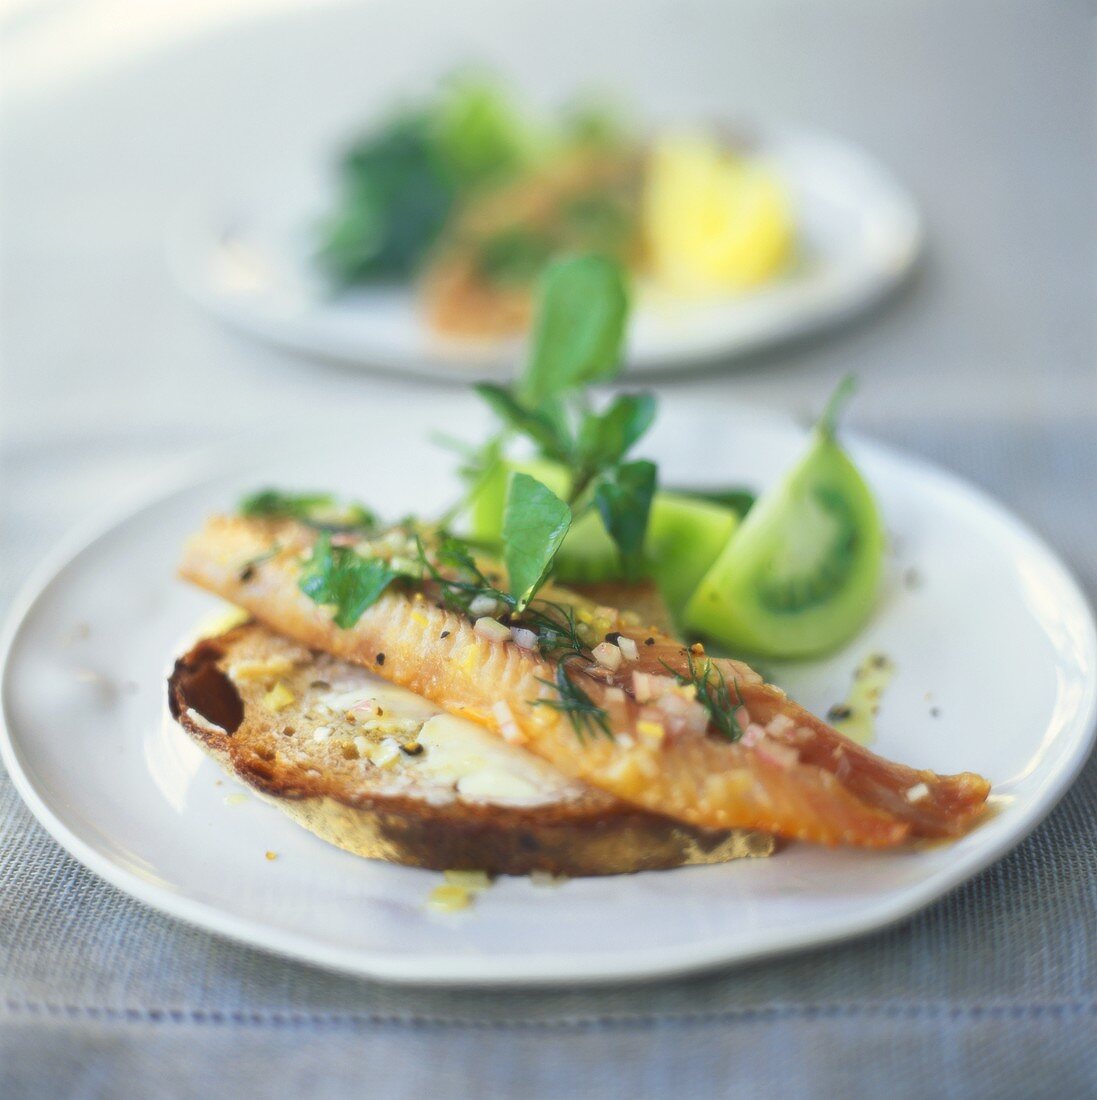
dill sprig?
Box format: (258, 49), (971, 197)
(663, 651), (745, 742)
(515, 599), (588, 658)
(414, 534), (594, 659)
(414, 535), (514, 616)
(532, 660), (612, 742)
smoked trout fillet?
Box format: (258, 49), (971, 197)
(179, 515), (991, 847)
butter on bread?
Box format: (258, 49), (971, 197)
(168, 621), (776, 875)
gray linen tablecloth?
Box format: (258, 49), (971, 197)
(2, 0), (1094, 1095)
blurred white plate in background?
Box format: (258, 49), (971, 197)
(169, 127), (922, 380)
(1, 400), (1093, 987)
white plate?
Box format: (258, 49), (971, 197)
(2, 400), (1093, 987)
(169, 127), (922, 380)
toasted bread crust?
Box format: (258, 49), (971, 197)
(168, 623), (775, 875)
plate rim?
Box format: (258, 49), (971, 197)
(2, 421), (1094, 988)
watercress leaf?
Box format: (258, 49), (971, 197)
(575, 392), (656, 471)
(521, 255), (630, 405)
(473, 383), (569, 461)
(502, 473), (573, 610)
(240, 489), (335, 519)
(298, 532), (403, 629)
(593, 459), (657, 580)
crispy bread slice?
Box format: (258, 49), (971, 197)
(168, 621), (775, 876)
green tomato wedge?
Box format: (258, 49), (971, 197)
(645, 492), (739, 617)
(683, 410), (884, 659)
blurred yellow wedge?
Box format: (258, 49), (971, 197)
(643, 135), (793, 292)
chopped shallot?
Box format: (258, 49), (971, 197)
(474, 616), (511, 643)
(592, 642), (622, 670)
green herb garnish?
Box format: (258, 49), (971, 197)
(298, 532), (403, 629)
(533, 662), (612, 742)
(593, 459), (656, 581)
(521, 254), (629, 405)
(240, 490), (336, 519)
(239, 489), (376, 532)
(472, 384), (569, 462)
(664, 651), (745, 742)
(464, 255), (656, 582)
(502, 473), (573, 611)
(414, 535), (513, 616)
(516, 600), (588, 658)
(571, 393), (656, 492)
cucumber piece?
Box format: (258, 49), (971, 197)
(468, 457), (622, 582)
(675, 487), (757, 518)
(468, 457), (567, 543)
(469, 460), (743, 595)
(684, 422), (884, 658)
(645, 492), (739, 616)
(555, 509), (621, 582)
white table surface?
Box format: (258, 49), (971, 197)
(1, 0), (1095, 1096)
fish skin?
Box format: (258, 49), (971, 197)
(179, 516), (991, 847)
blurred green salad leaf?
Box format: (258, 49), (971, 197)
(317, 77), (632, 290)
(317, 77), (544, 285)
(432, 77), (539, 190)
(317, 111), (456, 283)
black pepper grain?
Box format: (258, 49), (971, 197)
(376, 653), (385, 666)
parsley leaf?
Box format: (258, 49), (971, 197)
(520, 255), (629, 405)
(502, 473), (572, 610)
(298, 532), (402, 629)
(593, 459), (657, 580)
